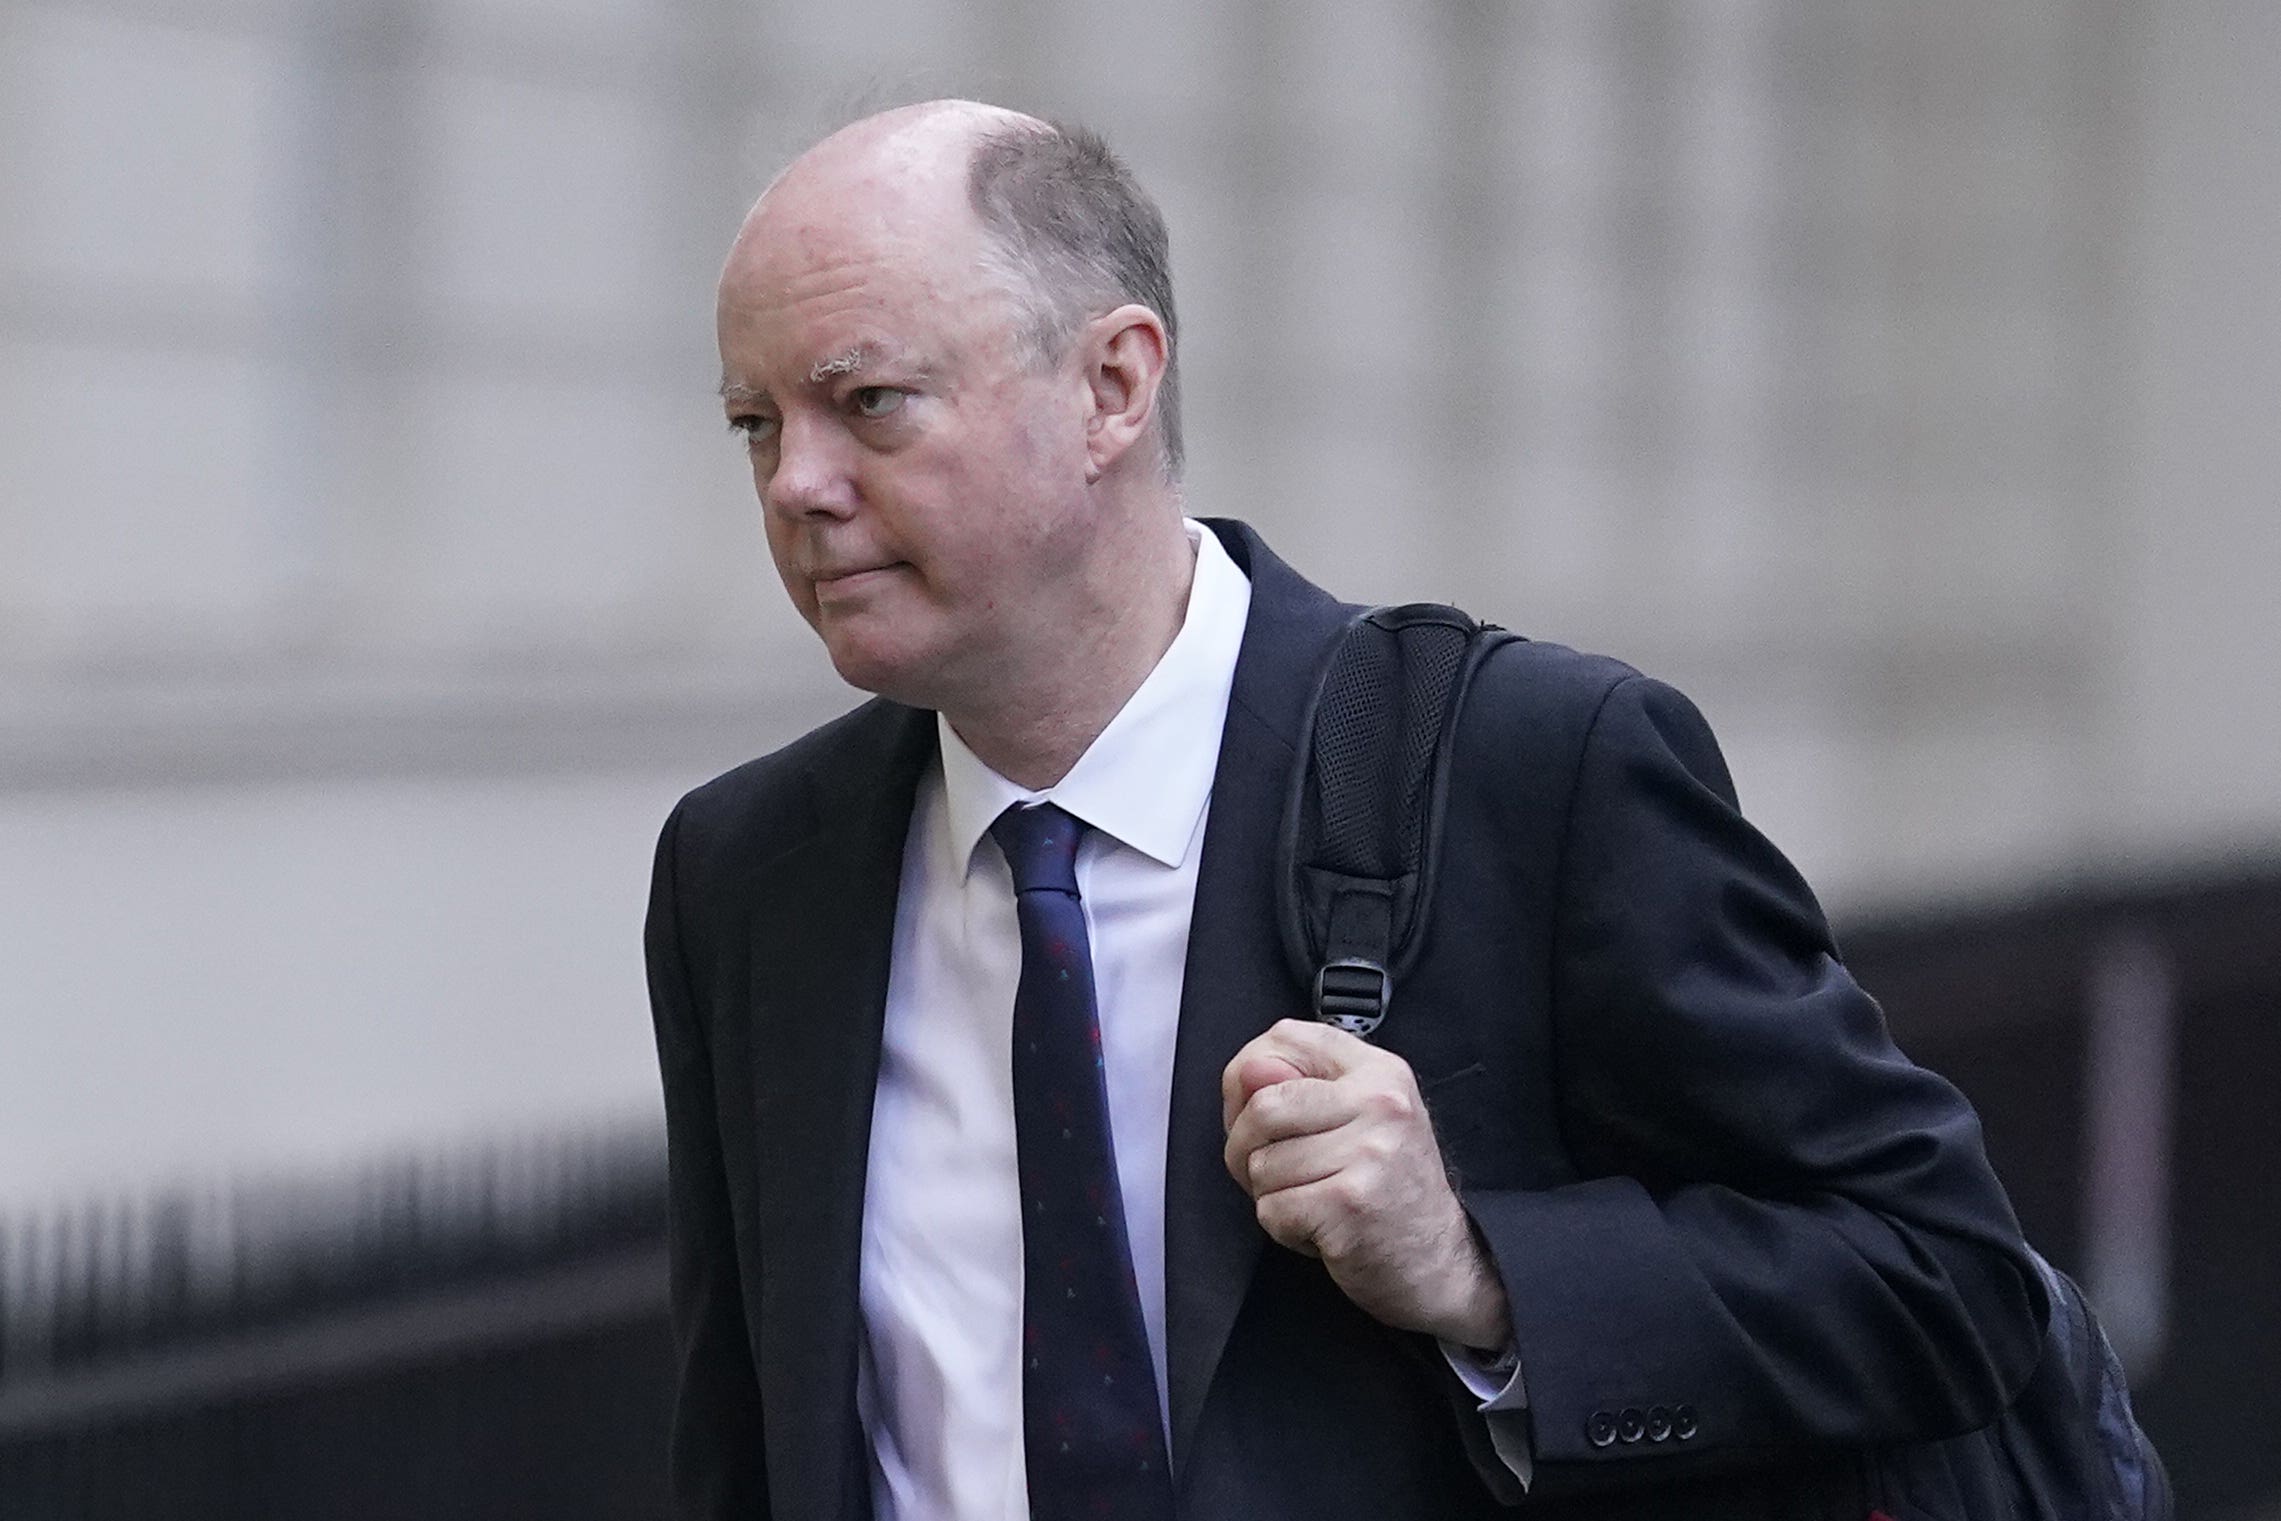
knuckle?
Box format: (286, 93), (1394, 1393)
(1362, 1084), (1416, 1124)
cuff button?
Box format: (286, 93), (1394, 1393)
(1645, 1405), (1673, 1442)
(1586, 1410), (1618, 1448)
(1673, 1404), (1699, 1441)
(1617, 1407), (1647, 1443)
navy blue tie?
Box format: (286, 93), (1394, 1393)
(990, 803), (1174, 1520)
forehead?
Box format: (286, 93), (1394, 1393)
(718, 178), (1007, 381)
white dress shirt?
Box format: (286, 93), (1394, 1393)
(852, 522), (1525, 1519)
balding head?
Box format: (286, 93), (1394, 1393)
(763, 99), (1032, 198)
(730, 100), (1026, 265)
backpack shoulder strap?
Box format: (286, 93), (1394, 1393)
(1274, 602), (1521, 1036)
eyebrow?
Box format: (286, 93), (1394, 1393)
(718, 344), (929, 408)
(808, 345), (872, 384)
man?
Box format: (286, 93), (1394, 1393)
(646, 100), (2045, 1519)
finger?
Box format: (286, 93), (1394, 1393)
(1251, 1017), (1380, 1079)
(1258, 1024), (1430, 1138)
(1237, 1054), (1305, 1104)
(1253, 1173), (1364, 1260)
(1235, 1073), (1357, 1144)
(1223, 1077), (1357, 1188)
(1251, 1174), (1323, 1257)
(1222, 1019), (1372, 1127)
(1220, 1054), (1305, 1165)
(1221, 1045), (1305, 1129)
(1238, 1127), (1354, 1197)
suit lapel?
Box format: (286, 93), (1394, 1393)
(749, 700), (936, 1521)
(1164, 521), (1357, 1480)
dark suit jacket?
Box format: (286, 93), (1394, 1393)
(644, 520), (2047, 1520)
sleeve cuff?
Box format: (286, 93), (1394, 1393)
(1438, 1338), (1533, 1488)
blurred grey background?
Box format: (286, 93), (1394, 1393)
(1, 0), (2276, 1514)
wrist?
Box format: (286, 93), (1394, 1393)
(1436, 1212), (1512, 1351)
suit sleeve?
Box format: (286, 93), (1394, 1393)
(647, 801), (773, 1519)
(1458, 674), (2046, 1496)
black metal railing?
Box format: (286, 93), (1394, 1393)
(0, 1126), (673, 1519)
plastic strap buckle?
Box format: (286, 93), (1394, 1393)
(1312, 958), (1391, 1038)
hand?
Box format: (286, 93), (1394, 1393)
(1221, 1019), (1511, 1349)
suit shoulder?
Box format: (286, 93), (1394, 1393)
(668, 696), (917, 865)
(1470, 635), (1653, 730)
(1472, 636), (1746, 826)
(1459, 634), (1734, 793)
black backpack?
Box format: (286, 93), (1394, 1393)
(1274, 602), (2171, 1521)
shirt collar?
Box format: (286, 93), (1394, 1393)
(938, 519), (1254, 874)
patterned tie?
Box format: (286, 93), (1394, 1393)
(990, 802), (1175, 1520)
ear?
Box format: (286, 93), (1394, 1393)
(1080, 303), (1170, 482)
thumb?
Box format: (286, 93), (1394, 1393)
(1237, 1054), (1307, 1104)
(1223, 1051), (1309, 1130)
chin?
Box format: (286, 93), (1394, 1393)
(819, 629), (940, 708)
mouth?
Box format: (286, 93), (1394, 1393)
(811, 562), (906, 596)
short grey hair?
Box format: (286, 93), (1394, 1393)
(966, 119), (1183, 477)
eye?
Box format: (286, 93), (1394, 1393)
(850, 386), (905, 419)
(728, 413), (778, 447)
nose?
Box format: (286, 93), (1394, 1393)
(762, 411), (859, 521)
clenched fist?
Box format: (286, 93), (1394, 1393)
(1221, 1019), (1511, 1350)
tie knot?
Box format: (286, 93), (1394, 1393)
(990, 803), (1084, 896)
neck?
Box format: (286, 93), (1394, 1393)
(946, 501), (1197, 790)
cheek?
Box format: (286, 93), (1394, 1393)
(760, 504), (792, 567)
(760, 512), (818, 616)
(1009, 389), (1081, 473)
(964, 410), (1081, 529)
